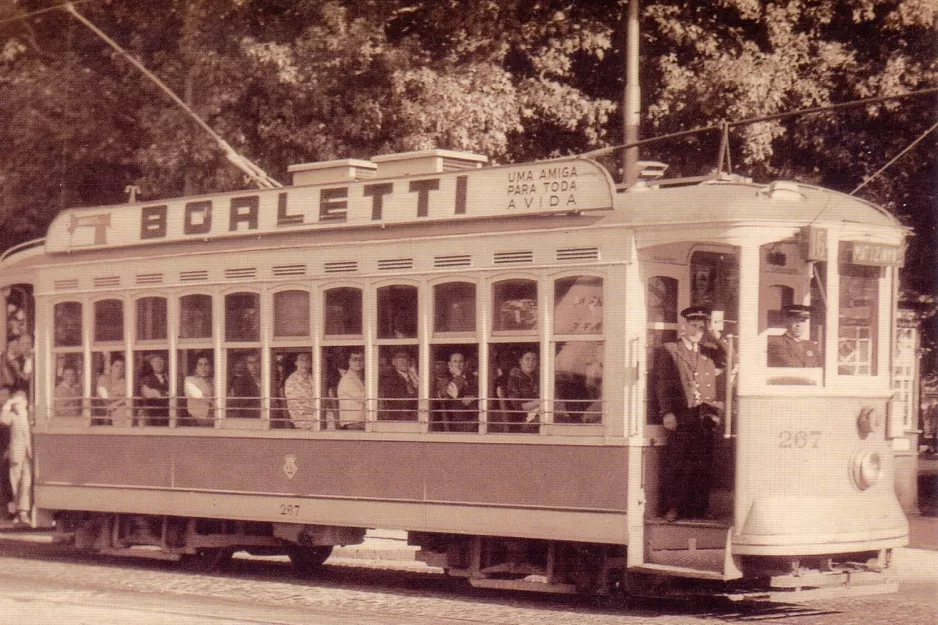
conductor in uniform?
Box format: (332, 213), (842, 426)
(767, 304), (821, 367)
(655, 306), (727, 522)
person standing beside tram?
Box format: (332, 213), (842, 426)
(655, 306), (727, 522)
(1, 386), (32, 525)
(767, 304), (821, 367)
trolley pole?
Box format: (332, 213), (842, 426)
(623, 0), (640, 187)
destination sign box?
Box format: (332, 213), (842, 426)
(46, 157), (614, 253)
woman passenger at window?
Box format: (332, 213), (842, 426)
(183, 355), (214, 427)
(507, 350), (540, 433)
(96, 357), (130, 427)
(54, 365), (82, 418)
(337, 350), (366, 430)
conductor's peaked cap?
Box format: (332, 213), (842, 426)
(782, 304), (812, 318)
(680, 305), (711, 320)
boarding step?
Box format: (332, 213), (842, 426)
(646, 520), (728, 551)
(97, 546), (182, 561)
(468, 577), (577, 594)
(629, 562), (727, 581)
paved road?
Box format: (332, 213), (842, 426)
(0, 538), (935, 624)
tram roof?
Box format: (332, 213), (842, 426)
(606, 179), (904, 230)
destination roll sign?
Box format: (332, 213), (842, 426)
(47, 157), (614, 253)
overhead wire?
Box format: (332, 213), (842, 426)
(851, 119), (938, 195)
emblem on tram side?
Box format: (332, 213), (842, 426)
(283, 454), (298, 480)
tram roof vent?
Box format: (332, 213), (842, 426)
(371, 149), (488, 177)
(54, 278), (79, 291)
(378, 258), (414, 271)
(434, 254), (472, 268)
(93, 275), (120, 288)
(324, 260), (358, 274)
(180, 269), (209, 282)
(494, 250), (534, 265)
(135, 272), (164, 285)
(272, 264), (306, 277)
(557, 247), (600, 262)
(288, 159), (377, 186)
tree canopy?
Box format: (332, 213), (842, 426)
(0, 0), (935, 298)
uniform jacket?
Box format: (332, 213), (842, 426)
(655, 338), (726, 422)
(767, 334), (821, 367)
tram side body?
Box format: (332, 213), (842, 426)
(6, 171), (909, 598)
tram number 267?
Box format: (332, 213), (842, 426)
(778, 430), (822, 449)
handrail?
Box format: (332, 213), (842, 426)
(724, 334), (736, 439)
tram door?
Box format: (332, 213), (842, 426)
(641, 245), (739, 523)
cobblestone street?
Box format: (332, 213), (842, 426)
(0, 536), (935, 625)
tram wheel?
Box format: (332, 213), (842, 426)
(289, 546), (334, 574)
(182, 547), (235, 573)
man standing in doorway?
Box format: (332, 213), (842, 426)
(655, 306), (727, 522)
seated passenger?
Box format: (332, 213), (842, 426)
(433, 351), (478, 432)
(284, 353), (314, 430)
(767, 304), (821, 367)
(54, 365), (82, 418)
(139, 353), (170, 426)
(506, 350), (540, 433)
(379, 350), (419, 421)
(183, 355), (215, 427)
(96, 357), (130, 427)
(228, 354), (262, 418)
(337, 350), (366, 429)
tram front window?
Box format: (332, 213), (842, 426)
(759, 240), (825, 384)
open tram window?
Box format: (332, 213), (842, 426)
(492, 279), (537, 333)
(53, 356), (83, 419)
(377, 285), (418, 339)
(275, 348), (315, 430)
(226, 349), (262, 419)
(377, 346), (419, 422)
(135, 350), (170, 426)
(429, 345), (479, 432)
(434, 282), (476, 334)
(324, 288), (362, 337)
(177, 349), (215, 427)
(92, 351), (129, 427)
(487, 342), (540, 433)
(225, 292), (260, 342)
(322, 345), (365, 430)
(838, 261), (880, 376)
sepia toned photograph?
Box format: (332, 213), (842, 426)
(0, 1), (935, 623)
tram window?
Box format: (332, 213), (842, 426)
(554, 341), (603, 424)
(429, 345), (479, 432)
(838, 263), (880, 376)
(324, 288), (362, 336)
(136, 297), (168, 341)
(488, 342), (540, 433)
(377, 285), (418, 339)
(434, 282), (476, 334)
(227, 349), (262, 418)
(554, 276), (603, 335)
(323, 346), (365, 430)
(178, 349), (215, 427)
(92, 351), (130, 427)
(94, 299), (123, 343)
(274, 290), (310, 338)
(54, 302), (82, 347)
(136, 351), (170, 426)
(648, 276), (677, 323)
(53, 357), (83, 418)
(377, 346), (419, 421)
(179, 294), (212, 339)
(225, 293), (260, 342)
(275, 348), (315, 430)
(492, 279), (537, 333)
(690, 251), (738, 323)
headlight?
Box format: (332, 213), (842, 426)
(850, 452), (883, 490)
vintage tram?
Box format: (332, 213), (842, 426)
(0, 149), (908, 600)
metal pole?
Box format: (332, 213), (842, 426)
(623, 0), (640, 186)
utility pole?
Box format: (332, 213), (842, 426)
(623, 0), (640, 187)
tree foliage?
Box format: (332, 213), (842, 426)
(0, 0), (934, 296)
